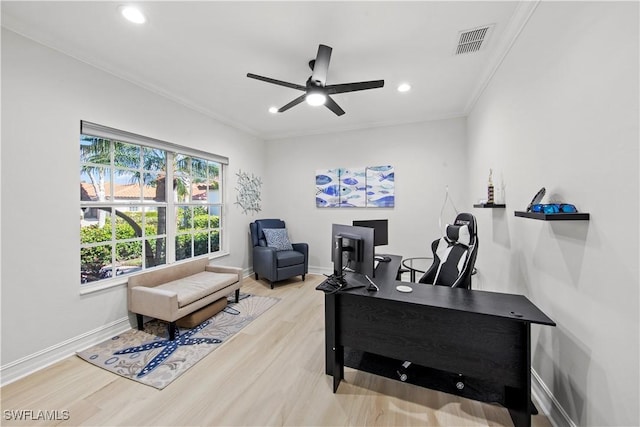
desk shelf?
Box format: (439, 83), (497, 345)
(473, 203), (506, 208)
(514, 211), (590, 221)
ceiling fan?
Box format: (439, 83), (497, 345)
(247, 44), (384, 116)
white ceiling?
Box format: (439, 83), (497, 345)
(1, 1), (536, 140)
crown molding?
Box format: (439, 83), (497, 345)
(464, 1), (541, 114)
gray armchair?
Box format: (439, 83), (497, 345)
(250, 219), (308, 289)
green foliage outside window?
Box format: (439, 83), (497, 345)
(81, 211), (219, 279)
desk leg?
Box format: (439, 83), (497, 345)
(508, 408), (530, 427)
(325, 294), (335, 375)
(507, 323), (532, 427)
(332, 343), (344, 392)
(325, 293), (344, 392)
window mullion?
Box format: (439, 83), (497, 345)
(166, 152), (176, 263)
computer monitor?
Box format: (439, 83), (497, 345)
(331, 224), (375, 278)
(352, 219), (388, 246)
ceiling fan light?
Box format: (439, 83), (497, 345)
(268, 106), (279, 114)
(397, 83), (411, 93)
(306, 92), (327, 106)
(120, 6), (146, 24)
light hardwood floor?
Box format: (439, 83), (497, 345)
(0, 274), (552, 426)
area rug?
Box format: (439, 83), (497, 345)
(77, 293), (278, 389)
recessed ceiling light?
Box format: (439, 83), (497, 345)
(397, 83), (411, 93)
(268, 106), (279, 114)
(120, 6), (146, 24)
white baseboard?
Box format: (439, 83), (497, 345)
(245, 266), (331, 278)
(531, 369), (576, 427)
(309, 265), (331, 276)
(0, 317), (132, 387)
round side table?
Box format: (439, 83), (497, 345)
(400, 257), (433, 282)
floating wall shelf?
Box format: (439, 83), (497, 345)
(514, 211), (590, 221)
(473, 203), (506, 208)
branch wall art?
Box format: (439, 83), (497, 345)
(235, 170), (262, 215)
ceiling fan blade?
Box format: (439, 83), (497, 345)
(326, 80), (385, 94)
(324, 96), (345, 116)
(311, 44), (332, 86)
(247, 73), (306, 91)
(278, 94), (307, 112)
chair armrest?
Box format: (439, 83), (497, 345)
(205, 265), (243, 284)
(292, 242), (308, 257)
(292, 243), (309, 271)
(253, 246), (277, 279)
(130, 286), (179, 321)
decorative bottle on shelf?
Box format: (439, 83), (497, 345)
(487, 169), (494, 204)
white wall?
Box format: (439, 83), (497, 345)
(467, 2), (639, 426)
(262, 118), (468, 273)
(1, 30), (266, 370)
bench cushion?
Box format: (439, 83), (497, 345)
(156, 271), (238, 308)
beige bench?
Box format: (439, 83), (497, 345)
(128, 258), (242, 339)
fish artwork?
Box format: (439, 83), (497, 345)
(378, 172), (395, 182)
(368, 195), (395, 207)
(316, 165), (394, 208)
(342, 177), (359, 186)
(315, 174), (333, 185)
(315, 197), (329, 207)
(317, 185), (353, 197)
(366, 165), (395, 207)
(367, 165), (393, 172)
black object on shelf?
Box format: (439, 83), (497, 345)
(526, 187), (546, 212)
(474, 203), (506, 208)
(514, 211), (590, 221)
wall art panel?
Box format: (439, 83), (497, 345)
(339, 167), (367, 207)
(366, 165), (395, 207)
(316, 168), (341, 207)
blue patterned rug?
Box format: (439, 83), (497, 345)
(77, 294), (278, 389)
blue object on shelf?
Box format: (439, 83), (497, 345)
(531, 204), (577, 214)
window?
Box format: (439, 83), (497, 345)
(80, 121), (227, 285)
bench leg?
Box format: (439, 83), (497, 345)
(235, 289), (240, 303)
(168, 322), (176, 340)
(136, 314), (144, 330)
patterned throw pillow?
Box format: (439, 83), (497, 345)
(262, 228), (294, 251)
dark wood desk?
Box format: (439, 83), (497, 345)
(321, 255), (555, 427)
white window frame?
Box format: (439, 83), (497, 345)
(80, 121), (228, 294)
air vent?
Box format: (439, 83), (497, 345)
(455, 25), (493, 55)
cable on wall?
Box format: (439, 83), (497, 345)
(439, 185), (459, 233)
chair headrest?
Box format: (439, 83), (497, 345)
(445, 224), (471, 246)
(453, 212), (477, 237)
